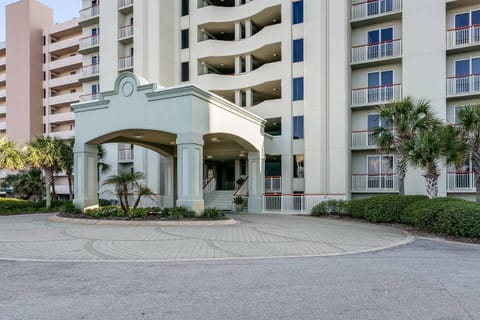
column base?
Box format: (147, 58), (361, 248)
(247, 196), (263, 213)
(176, 199), (204, 216)
(74, 197), (99, 212)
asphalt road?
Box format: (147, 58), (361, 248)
(0, 238), (479, 320)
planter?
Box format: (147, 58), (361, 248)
(234, 204), (244, 212)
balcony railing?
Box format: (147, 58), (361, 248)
(79, 35), (99, 51)
(79, 5), (99, 20)
(79, 93), (99, 102)
(447, 172), (476, 191)
(119, 149), (134, 162)
(265, 176), (282, 193)
(263, 194), (346, 213)
(352, 84), (402, 107)
(80, 64), (100, 79)
(351, 0), (402, 21)
(352, 174), (398, 192)
(119, 56), (133, 70)
(447, 25), (480, 50)
(351, 130), (377, 148)
(352, 39), (402, 64)
(119, 25), (134, 39)
(447, 74), (480, 97)
(119, 0), (133, 9)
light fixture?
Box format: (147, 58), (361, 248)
(220, 63), (225, 66)
(170, 141), (175, 145)
(239, 153), (246, 157)
(207, 155), (213, 159)
(273, 87), (278, 91)
(273, 53), (278, 57)
(211, 137), (221, 142)
(133, 133), (143, 139)
(272, 19), (277, 23)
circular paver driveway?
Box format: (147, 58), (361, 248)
(0, 214), (411, 261)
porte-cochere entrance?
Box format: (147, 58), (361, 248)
(72, 73), (266, 214)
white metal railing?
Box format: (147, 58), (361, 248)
(126, 194), (165, 208)
(265, 176), (282, 193)
(234, 177), (249, 196)
(351, 130), (377, 148)
(119, 56), (133, 70)
(447, 172), (476, 191)
(262, 194), (346, 213)
(79, 5), (99, 20)
(80, 64), (100, 79)
(79, 93), (99, 102)
(119, 0), (133, 8)
(203, 177), (216, 199)
(79, 35), (99, 51)
(351, 0), (402, 21)
(447, 25), (480, 50)
(352, 84), (402, 106)
(447, 75), (480, 97)
(352, 39), (401, 64)
(119, 25), (134, 39)
(118, 149), (133, 162)
(352, 174), (398, 192)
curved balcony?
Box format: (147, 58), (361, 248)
(79, 35), (99, 54)
(196, 24), (282, 59)
(79, 5), (99, 26)
(48, 54), (82, 72)
(351, 39), (402, 67)
(49, 37), (80, 55)
(196, 0), (280, 25)
(0, 72), (5, 84)
(48, 74), (80, 89)
(0, 105), (6, 115)
(0, 56), (5, 66)
(351, 84), (402, 107)
(198, 61), (282, 91)
(447, 25), (480, 51)
(0, 121), (6, 131)
(45, 112), (75, 124)
(49, 93), (80, 106)
(447, 74), (480, 98)
(79, 64), (100, 81)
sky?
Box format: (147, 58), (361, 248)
(0, 0), (81, 41)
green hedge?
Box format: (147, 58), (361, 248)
(0, 198), (71, 215)
(363, 195), (428, 223)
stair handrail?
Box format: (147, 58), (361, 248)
(203, 177), (216, 199)
(233, 176), (249, 197)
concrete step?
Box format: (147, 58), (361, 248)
(205, 190), (235, 210)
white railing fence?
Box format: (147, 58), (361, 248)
(447, 75), (480, 96)
(79, 35), (99, 50)
(119, 56), (133, 70)
(351, 0), (402, 21)
(351, 131), (376, 148)
(203, 177), (216, 199)
(119, 25), (134, 39)
(352, 174), (398, 192)
(118, 149), (133, 162)
(447, 172), (476, 191)
(264, 176), (281, 193)
(352, 84), (402, 106)
(447, 25), (480, 49)
(119, 0), (134, 8)
(79, 5), (99, 20)
(262, 194), (346, 213)
(352, 39), (401, 64)
(126, 194), (165, 208)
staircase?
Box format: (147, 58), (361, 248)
(204, 190), (234, 210)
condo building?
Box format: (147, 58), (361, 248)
(2, 0), (480, 210)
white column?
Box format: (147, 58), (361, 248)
(247, 152), (265, 213)
(245, 19), (252, 38)
(234, 22), (241, 41)
(235, 90), (242, 106)
(235, 56), (241, 75)
(176, 132), (204, 215)
(163, 156), (175, 208)
(245, 88), (253, 107)
(73, 143), (98, 210)
(245, 54), (252, 72)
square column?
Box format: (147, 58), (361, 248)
(176, 133), (204, 215)
(247, 152), (265, 213)
(73, 143), (98, 210)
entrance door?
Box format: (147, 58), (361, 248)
(206, 160), (235, 190)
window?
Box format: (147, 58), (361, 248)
(367, 70), (393, 103)
(92, 56), (98, 65)
(43, 106), (46, 116)
(293, 116), (304, 139)
(293, 154), (304, 178)
(293, 39), (304, 62)
(181, 29), (189, 49)
(367, 27), (393, 59)
(181, 62), (189, 82)
(91, 28), (97, 36)
(91, 0), (97, 7)
(366, 155), (395, 189)
(92, 84), (98, 94)
(367, 113), (391, 145)
(265, 118), (281, 136)
(367, 0), (393, 16)
(181, 0), (189, 16)
(455, 58), (480, 93)
(43, 124), (46, 134)
(455, 10), (480, 45)
(293, 77), (304, 101)
(292, 0), (303, 24)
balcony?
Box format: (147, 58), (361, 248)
(447, 25), (480, 51)
(79, 64), (100, 81)
(118, 0), (133, 13)
(50, 130), (75, 140)
(79, 35), (100, 54)
(79, 93), (99, 103)
(352, 174), (398, 192)
(49, 74), (79, 89)
(49, 92), (80, 106)
(79, 6), (99, 26)
(0, 72), (5, 84)
(46, 112), (75, 124)
(351, 39), (402, 66)
(351, 0), (402, 25)
(351, 130), (377, 149)
(0, 88), (6, 99)
(119, 149), (134, 162)
(447, 172), (475, 192)
(119, 56), (133, 71)
(0, 121), (6, 131)
(0, 105), (6, 115)
(48, 37), (80, 55)
(265, 176), (281, 193)
(48, 54), (82, 72)
(351, 84), (402, 107)
(119, 25), (134, 43)
(447, 74), (480, 98)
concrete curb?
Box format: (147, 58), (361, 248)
(48, 214), (238, 226)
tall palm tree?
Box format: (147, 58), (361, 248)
(102, 171), (152, 213)
(402, 125), (465, 199)
(457, 104), (480, 202)
(25, 136), (61, 209)
(57, 140), (74, 200)
(372, 97), (440, 195)
(0, 135), (25, 171)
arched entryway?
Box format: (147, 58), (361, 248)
(72, 73), (266, 214)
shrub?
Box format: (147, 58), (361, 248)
(311, 200), (349, 216)
(346, 198), (371, 219)
(0, 198), (30, 214)
(127, 207), (149, 219)
(363, 195), (428, 223)
(161, 207), (171, 217)
(169, 206), (195, 219)
(203, 208), (225, 219)
(99, 198), (115, 207)
(85, 206), (124, 219)
(59, 202), (80, 214)
(147, 207), (162, 215)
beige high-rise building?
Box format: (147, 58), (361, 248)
(2, 0), (480, 209)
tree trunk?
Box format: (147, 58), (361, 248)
(423, 165), (440, 199)
(67, 174), (73, 201)
(44, 168), (53, 209)
(133, 194), (142, 210)
(396, 156), (408, 196)
(476, 175), (480, 203)
(123, 185), (129, 213)
(51, 174), (56, 201)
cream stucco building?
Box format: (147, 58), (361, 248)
(2, 0), (480, 211)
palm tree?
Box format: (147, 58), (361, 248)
(102, 171), (152, 213)
(25, 136), (61, 209)
(2, 169), (44, 201)
(402, 125), (465, 199)
(372, 97), (441, 195)
(0, 135), (25, 171)
(57, 140), (74, 200)
(457, 104), (480, 202)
